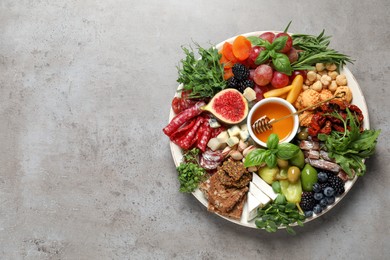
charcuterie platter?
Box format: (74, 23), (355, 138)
(163, 26), (380, 234)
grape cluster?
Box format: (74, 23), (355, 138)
(227, 64), (254, 93)
(303, 171), (345, 217)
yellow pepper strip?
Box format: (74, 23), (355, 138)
(263, 85), (293, 98)
(286, 75), (303, 104)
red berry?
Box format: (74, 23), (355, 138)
(259, 32), (275, 44)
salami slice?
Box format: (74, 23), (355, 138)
(172, 117), (204, 150)
(200, 149), (224, 170)
(197, 121), (212, 152)
(163, 101), (206, 137)
(169, 118), (196, 142)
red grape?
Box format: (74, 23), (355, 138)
(259, 32), (275, 43)
(253, 64), (273, 86)
(271, 71), (289, 89)
(274, 33), (292, 53)
(287, 47), (298, 63)
(249, 69), (255, 80)
(253, 84), (269, 102)
(290, 70), (307, 82)
(247, 46), (266, 68)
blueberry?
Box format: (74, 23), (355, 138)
(326, 196), (335, 205)
(314, 192), (324, 201)
(317, 172), (328, 183)
(304, 211), (313, 218)
(313, 183), (321, 193)
(324, 187), (335, 197)
(320, 198), (328, 208)
(313, 204), (322, 214)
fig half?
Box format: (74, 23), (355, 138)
(201, 89), (249, 124)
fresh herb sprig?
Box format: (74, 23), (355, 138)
(176, 148), (207, 193)
(255, 194), (305, 235)
(291, 31), (354, 71)
(244, 134), (300, 168)
(318, 108), (381, 177)
(177, 44), (225, 99)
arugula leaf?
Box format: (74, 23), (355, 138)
(321, 108), (381, 176)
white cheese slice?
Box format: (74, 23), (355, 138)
(207, 137), (222, 151)
(252, 173), (278, 201)
(239, 130), (249, 141)
(247, 191), (262, 221)
(249, 182), (271, 206)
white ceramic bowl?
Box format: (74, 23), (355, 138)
(247, 97), (299, 147)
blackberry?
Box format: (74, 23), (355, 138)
(300, 192), (316, 211)
(328, 174), (345, 196)
(239, 79), (255, 89)
(227, 77), (240, 89)
(232, 63), (249, 80)
(319, 182), (329, 192)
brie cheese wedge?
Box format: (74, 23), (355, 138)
(252, 173), (278, 201)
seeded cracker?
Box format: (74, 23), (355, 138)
(221, 159), (247, 181)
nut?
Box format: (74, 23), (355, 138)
(247, 166), (258, 172)
(325, 63), (337, 71)
(336, 74), (347, 86)
(328, 71), (339, 80)
(311, 81), (323, 92)
(306, 71), (317, 81)
(328, 80), (338, 92)
(230, 150), (243, 161)
(315, 63), (325, 72)
(242, 145), (255, 157)
(238, 140), (248, 152)
(320, 75), (332, 86)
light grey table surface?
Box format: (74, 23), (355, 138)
(1, 0), (389, 259)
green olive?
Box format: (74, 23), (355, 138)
(301, 164), (318, 191)
(287, 166), (301, 183)
(277, 158), (289, 169)
(289, 149), (305, 169)
(297, 130), (309, 140)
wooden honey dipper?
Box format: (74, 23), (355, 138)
(252, 91), (346, 134)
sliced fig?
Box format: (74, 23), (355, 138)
(201, 89), (248, 124)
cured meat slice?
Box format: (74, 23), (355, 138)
(163, 101), (206, 137)
(299, 140), (320, 150)
(172, 117), (204, 150)
(305, 158), (341, 172)
(200, 149), (224, 170)
(197, 121), (212, 152)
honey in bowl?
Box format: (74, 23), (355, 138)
(247, 97), (299, 147)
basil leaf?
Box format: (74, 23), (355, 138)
(247, 36), (266, 46)
(272, 36), (288, 52)
(272, 53), (292, 75)
(267, 133), (279, 149)
(277, 143), (300, 160)
(268, 49), (276, 58)
(244, 148), (267, 167)
(265, 154), (277, 168)
(255, 50), (270, 65)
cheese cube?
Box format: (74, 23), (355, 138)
(207, 137), (222, 151)
(243, 87), (257, 102)
(226, 136), (239, 147)
(247, 191), (262, 221)
(216, 131), (229, 143)
(252, 173), (278, 201)
(239, 130), (249, 141)
(240, 124), (248, 132)
(227, 125), (241, 137)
